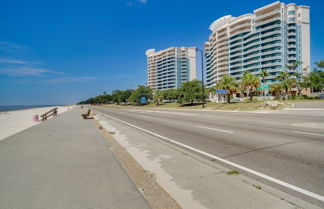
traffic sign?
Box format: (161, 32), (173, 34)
(140, 97), (147, 104)
(258, 85), (269, 90)
(216, 89), (227, 94)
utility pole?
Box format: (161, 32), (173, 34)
(197, 48), (205, 108)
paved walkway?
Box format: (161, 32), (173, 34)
(0, 108), (150, 209)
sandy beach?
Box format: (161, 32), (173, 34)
(0, 106), (74, 141)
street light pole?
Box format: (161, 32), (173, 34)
(197, 48), (205, 108)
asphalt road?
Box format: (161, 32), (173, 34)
(92, 106), (324, 206)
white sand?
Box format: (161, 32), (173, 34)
(0, 106), (74, 141)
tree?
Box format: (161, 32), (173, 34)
(309, 71), (324, 92)
(111, 90), (122, 104)
(241, 72), (260, 102)
(270, 83), (282, 100)
(178, 80), (202, 105)
(129, 85), (153, 105)
(153, 90), (164, 106)
(162, 89), (179, 101)
(260, 69), (269, 97)
(216, 75), (238, 103)
(276, 71), (290, 99)
(117, 89), (133, 104)
(315, 60), (324, 70)
(286, 61), (302, 75)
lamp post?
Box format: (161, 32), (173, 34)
(196, 48), (205, 108)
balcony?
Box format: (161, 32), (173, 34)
(230, 22), (251, 32)
(244, 59), (260, 65)
(230, 36), (243, 43)
(218, 56), (229, 62)
(244, 53), (261, 59)
(288, 38), (296, 42)
(255, 9), (281, 20)
(217, 36), (228, 42)
(288, 50), (296, 55)
(262, 56), (281, 61)
(262, 49), (281, 55)
(261, 37), (281, 44)
(243, 41), (260, 49)
(230, 41), (243, 48)
(217, 71), (229, 76)
(218, 30), (227, 37)
(231, 29), (251, 36)
(258, 23), (281, 32)
(230, 57), (243, 62)
(255, 16), (281, 27)
(230, 52), (242, 58)
(218, 51), (228, 57)
(288, 44), (296, 48)
(218, 65), (229, 71)
(261, 63), (281, 68)
(288, 32), (296, 36)
(262, 30), (281, 37)
(288, 57), (297, 61)
(245, 47), (261, 54)
(244, 35), (260, 44)
(230, 63), (242, 68)
(218, 61), (228, 66)
(261, 43), (281, 50)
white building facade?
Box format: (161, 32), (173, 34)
(146, 47), (197, 90)
(205, 1), (310, 88)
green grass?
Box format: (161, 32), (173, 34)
(101, 101), (289, 111)
(227, 170), (240, 175)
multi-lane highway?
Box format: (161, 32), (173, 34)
(92, 105), (324, 206)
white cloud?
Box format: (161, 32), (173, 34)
(138, 0), (148, 5)
(42, 76), (97, 84)
(0, 41), (24, 50)
(0, 67), (51, 76)
(0, 58), (30, 65)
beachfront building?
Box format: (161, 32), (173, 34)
(146, 47), (197, 90)
(205, 1), (310, 88)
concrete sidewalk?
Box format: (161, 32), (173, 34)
(0, 108), (150, 209)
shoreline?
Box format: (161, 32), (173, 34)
(0, 105), (68, 112)
(0, 105), (74, 141)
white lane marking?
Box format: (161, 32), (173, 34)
(291, 131), (324, 137)
(284, 108), (324, 111)
(197, 125), (234, 134)
(122, 109), (193, 116)
(139, 115), (149, 119)
(97, 110), (324, 202)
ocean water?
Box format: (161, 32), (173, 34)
(0, 105), (59, 112)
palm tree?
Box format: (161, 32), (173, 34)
(286, 61), (302, 75)
(276, 71), (289, 97)
(153, 90), (164, 106)
(216, 75), (238, 103)
(260, 69), (269, 98)
(241, 72), (260, 102)
(276, 71), (290, 99)
(315, 60), (324, 70)
(270, 83), (282, 100)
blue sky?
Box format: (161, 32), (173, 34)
(0, 0), (323, 105)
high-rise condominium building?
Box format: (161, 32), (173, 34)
(146, 47), (197, 90)
(205, 1), (310, 87)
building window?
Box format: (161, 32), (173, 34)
(288, 17), (296, 22)
(288, 10), (295, 15)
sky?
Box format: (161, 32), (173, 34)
(0, 0), (323, 105)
